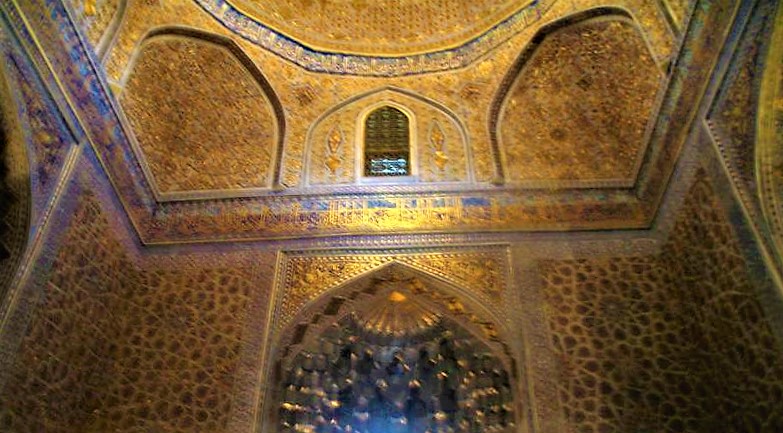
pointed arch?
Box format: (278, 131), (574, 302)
(0, 59), (31, 304)
(302, 87), (472, 186)
(757, 3), (783, 266)
(119, 27), (286, 200)
(362, 105), (412, 177)
(260, 262), (521, 433)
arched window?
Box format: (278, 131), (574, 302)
(364, 106), (410, 176)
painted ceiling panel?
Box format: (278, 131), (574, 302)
(221, 0), (534, 56)
(498, 15), (662, 186)
(121, 33), (280, 196)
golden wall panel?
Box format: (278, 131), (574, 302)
(540, 175), (783, 432)
(663, 0), (693, 29)
(498, 15), (662, 186)
(222, 0), (534, 56)
(0, 187), (257, 433)
(69, 0), (121, 49)
(121, 33), (279, 194)
(105, 0), (674, 191)
(0, 191), (140, 433)
(277, 247), (510, 332)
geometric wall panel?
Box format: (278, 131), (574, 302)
(121, 30), (282, 198)
(496, 12), (662, 187)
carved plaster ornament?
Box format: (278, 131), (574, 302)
(325, 126), (343, 175)
(430, 120), (449, 171)
(83, 0), (97, 16)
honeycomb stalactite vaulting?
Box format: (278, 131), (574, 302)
(277, 313), (515, 433)
(540, 176), (783, 433)
(121, 32), (280, 195)
(497, 14), (661, 185)
(272, 270), (518, 433)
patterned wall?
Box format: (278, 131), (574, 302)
(0, 1), (782, 433)
(0, 190), (139, 433)
(540, 174), (783, 433)
(0, 182), (262, 433)
(708, 0), (779, 228)
(121, 31), (282, 195)
(304, 88), (471, 186)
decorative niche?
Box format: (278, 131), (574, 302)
(301, 88), (472, 187)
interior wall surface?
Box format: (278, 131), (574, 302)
(0, 0), (782, 433)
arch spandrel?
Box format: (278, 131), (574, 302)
(275, 249), (510, 335)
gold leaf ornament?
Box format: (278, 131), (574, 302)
(430, 121), (449, 170)
(325, 127), (343, 175)
(84, 0), (97, 16)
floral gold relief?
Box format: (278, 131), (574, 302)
(430, 120), (449, 171)
(324, 126), (343, 176)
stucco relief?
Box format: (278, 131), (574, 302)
(301, 88), (471, 187)
(120, 30), (283, 198)
(68, 0), (123, 52)
(276, 247), (510, 333)
(495, 11), (662, 187)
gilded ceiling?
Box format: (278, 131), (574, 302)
(3, 2), (783, 433)
(121, 32), (282, 196)
(498, 16), (661, 186)
(31, 0), (706, 242)
(215, 0), (534, 56)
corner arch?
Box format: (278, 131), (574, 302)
(757, 3), (783, 267)
(260, 262), (523, 433)
(490, 7), (664, 187)
(118, 26), (286, 200)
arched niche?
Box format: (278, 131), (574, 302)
(757, 4), (783, 267)
(0, 60), (31, 304)
(119, 27), (285, 200)
(261, 263), (522, 433)
(362, 105), (413, 178)
(491, 7), (663, 188)
(303, 87), (472, 187)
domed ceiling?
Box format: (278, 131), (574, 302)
(66, 0), (709, 243)
(217, 0), (535, 56)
